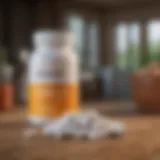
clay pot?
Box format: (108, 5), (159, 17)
(130, 63), (160, 112)
(0, 64), (15, 110)
(0, 83), (14, 110)
(3, 83), (14, 110)
(0, 84), (4, 110)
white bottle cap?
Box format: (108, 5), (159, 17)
(33, 30), (74, 47)
(33, 30), (55, 47)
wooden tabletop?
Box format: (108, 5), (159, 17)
(0, 109), (160, 160)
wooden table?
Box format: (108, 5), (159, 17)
(0, 108), (160, 160)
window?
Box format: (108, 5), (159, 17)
(147, 20), (160, 61)
(67, 15), (85, 67)
(88, 21), (99, 70)
(115, 23), (128, 69)
(115, 23), (140, 70)
(128, 24), (140, 70)
(67, 15), (99, 70)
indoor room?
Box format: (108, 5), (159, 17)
(0, 0), (160, 159)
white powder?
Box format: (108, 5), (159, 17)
(23, 128), (38, 139)
(42, 109), (125, 140)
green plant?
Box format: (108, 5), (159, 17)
(116, 42), (160, 70)
(0, 49), (8, 65)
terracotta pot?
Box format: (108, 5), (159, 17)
(0, 84), (4, 110)
(3, 83), (14, 110)
(0, 83), (14, 110)
(130, 67), (160, 112)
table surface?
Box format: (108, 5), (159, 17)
(0, 108), (160, 160)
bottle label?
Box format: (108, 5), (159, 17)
(28, 54), (79, 117)
(29, 56), (78, 83)
(28, 83), (79, 117)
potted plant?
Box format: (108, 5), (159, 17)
(0, 49), (7, 110)
(0, 48), (14, 110)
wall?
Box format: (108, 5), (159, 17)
(106, 1), (160, 21)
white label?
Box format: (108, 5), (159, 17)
(28, 54), (78, 83)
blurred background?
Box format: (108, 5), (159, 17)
(0, 0), (160, 112)
(1, 1), (160, 159)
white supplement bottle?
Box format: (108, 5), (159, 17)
(28, 30), (79, 125)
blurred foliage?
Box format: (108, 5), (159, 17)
(116, 42), (160, 70)
(0, 48), (8, 81)
(116, 43), (140, 70)
(0, 48), (8, 65)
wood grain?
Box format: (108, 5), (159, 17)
(0, 109), (160, 160)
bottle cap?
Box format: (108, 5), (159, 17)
(33, 30), (74, 47)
